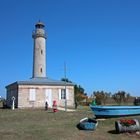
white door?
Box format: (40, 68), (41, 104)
(45, 89), (52, 107)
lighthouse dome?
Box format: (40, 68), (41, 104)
(35, 21), (45, 28)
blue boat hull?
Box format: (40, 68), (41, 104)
(90, 105), (140, 118)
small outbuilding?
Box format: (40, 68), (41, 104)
(6, 78), (74, 108)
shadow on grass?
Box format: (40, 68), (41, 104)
(46, 111), (55, 113)
(108, 130), (118, 134)
(76, 123), (82, 130)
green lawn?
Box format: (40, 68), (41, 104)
(0, 107), (140, 140)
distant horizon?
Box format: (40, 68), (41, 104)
(1, 0), (140, 97)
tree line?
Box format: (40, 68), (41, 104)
(92, 90), (130, 105)
(61, 78), (137, 106)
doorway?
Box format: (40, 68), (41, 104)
(45, 89), (52, 108)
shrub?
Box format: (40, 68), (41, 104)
(112, 91), (130, 105)
(93, 91), (111, 105)
(134, 98), (140, 106)
(0, 99), (7, 109)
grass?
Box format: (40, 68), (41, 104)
(0, 107), (140, 140)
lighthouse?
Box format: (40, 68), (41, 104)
(32, 21), (47, 78)
(6, 21), (75, 109)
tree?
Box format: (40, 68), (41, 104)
(74, 85), (87, 104)
(61, 78), (87, 106)
(61, 78), (72, 83)
(93, 91), (111, 105)
(112, 91), (130, 105)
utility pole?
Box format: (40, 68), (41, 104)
(64, 62), (67, 112)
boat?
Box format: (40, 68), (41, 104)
(78, 117), (98, 130)
(90, 105), (140, 118)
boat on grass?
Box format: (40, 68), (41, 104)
(78, 117), (98, 130)
(90, 105), (140, 118)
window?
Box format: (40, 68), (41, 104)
(29, 89), (36, 101)
(61, 89), (66, 99)
(59, 89), (69, 100)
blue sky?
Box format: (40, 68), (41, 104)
(0, 0), (140, 97)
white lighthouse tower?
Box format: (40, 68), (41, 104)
(32, 21), (47, 78)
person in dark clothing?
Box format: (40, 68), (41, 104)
(45, 101), (48, 110)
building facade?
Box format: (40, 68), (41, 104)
(6, 22), (75, 109)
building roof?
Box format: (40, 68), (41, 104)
(6, 77), (75, 88)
